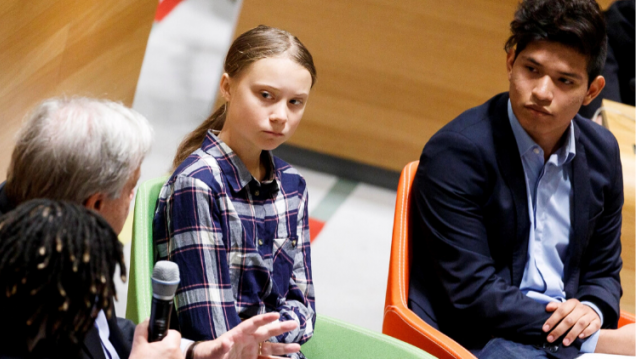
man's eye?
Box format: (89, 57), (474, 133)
(560, 78), (573, 85)
(261, 92), (272, 99)
(290, 99), (303, 106)
(526, 66), (537, 73)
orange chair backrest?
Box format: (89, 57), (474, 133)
(385, 161), (417, 309)
(383, 161), (475, 359)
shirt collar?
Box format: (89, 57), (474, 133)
(201, 131), (277, 193)
(507, 100), (576, 165)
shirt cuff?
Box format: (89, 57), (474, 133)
(579, 329), (600, 353)
(181, 338), (194, 355)
(581, 301), (604, 326)
(578, 301), (603, 353)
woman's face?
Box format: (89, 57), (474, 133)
(220, 56), (313, 153)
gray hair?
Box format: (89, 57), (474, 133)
(5, 97), (153, 204)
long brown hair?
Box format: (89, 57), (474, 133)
(172, 25), (317, 169)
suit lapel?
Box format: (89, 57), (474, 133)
(108, 312), (133, 358)
(491, 93), (530, 286)
(563, 123), (589, 294)
(81, 327), (106, 359)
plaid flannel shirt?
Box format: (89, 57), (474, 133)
(153, 132), (315, 346)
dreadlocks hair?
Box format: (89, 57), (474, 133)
(0, 199), (126, 354)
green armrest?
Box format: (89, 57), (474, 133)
(125, 176), (168, 324)
(302, 315), (436, 358)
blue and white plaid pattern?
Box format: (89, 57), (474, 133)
(153, 131), (315, 347)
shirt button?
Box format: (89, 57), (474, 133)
(533, 148), (540, 154)
(254, 190), (260, 196)
(291, 240), (297, 248)
(258, 239), (263, 245)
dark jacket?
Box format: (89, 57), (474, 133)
(408, 93), (623, 359)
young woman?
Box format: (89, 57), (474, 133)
(153, 25), (316, 358)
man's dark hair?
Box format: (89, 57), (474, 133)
(505, 0), (607, 85)
(0, 199), (126, 356)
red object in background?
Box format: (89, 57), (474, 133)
(155, 0), (184, 22)
(308, 218), (325, 243)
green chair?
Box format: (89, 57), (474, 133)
(302, 315), (436, 359)
(125, 175), (168, 324)
(124, 176), (436, 358)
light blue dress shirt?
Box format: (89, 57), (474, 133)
(507, 101), (602, 353)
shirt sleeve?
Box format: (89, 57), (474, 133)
(270, 184), (315, 345)
(161, 176), (242, 341)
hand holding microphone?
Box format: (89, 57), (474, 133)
(149, 260), (180, 342)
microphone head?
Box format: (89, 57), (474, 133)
(151, 261), (180, 300)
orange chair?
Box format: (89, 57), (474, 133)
(383, 161), (635, 359)
(618, 310), (635, 328)
(383, 161), (475, 359)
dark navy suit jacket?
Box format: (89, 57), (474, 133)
(408, 93), (623, 358)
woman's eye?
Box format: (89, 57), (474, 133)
(290, 99), (303, 106)
(261, 92), (272, 99)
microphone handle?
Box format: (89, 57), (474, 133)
(148, 296), (174, 342)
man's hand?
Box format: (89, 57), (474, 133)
(543, 299), (601, 346)
(130, 320), (184, 359)
(193, 312), (301, 359)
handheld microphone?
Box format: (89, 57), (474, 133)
(148, 260), (180, 342)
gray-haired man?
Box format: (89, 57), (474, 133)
(0, 97), (300, 359)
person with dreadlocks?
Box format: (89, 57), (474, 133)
(0, 97), (302, 359)
(0, 199), (183, 359)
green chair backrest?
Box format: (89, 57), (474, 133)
(303, 315), (436, 359)
(125, 176), (168, 324)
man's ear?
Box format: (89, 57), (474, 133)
(582, 75), (605, 106)
(84, 193), (105, 212)
(219, 73), (232, 102)
(506, 49), (516, 81)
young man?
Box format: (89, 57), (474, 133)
(408, 0), (632, 358)
(0, 97), (301, 359)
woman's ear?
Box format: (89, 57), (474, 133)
(219, 73), (232, 102)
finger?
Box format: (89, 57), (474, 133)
(236, 313), (282, 336)
(545, 302), (560, 313)
(247, 313), (281, 328)
(164, 329), (182, 346)
(548, 306), (587, 342)
(254, 320), (299, 341)
(544, 300), (577, 332)
(562, 312), (595, 346)
(132, 320), (150, 344)
(261, 342), (301, 356)
(579, 316), (602, 339)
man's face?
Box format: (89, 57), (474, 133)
(97, 167), (141, 235)
(507, 41), (603, 144)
